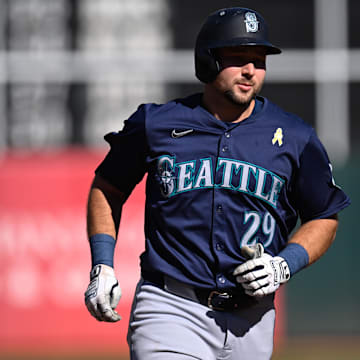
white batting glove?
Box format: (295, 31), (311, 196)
(84, 264), (121, 322)
(233, 244), (291, 297)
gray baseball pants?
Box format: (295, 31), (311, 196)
(127, 279), (276, 360)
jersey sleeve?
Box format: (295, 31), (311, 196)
(293, 130), (351, 222)
(95, 104), (148, 196)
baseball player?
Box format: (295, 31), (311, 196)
(84, 7), (351, 360)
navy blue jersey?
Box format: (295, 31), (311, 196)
(96, 94), (350, 290)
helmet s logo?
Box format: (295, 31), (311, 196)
(244, 12), (259, 33)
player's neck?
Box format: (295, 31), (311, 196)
(202, 88), (255, 123)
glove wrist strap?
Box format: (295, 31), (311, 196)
(278, 242), (309, 276)
(89, 233), (116, 268)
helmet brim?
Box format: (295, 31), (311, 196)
(205, 38), (282, 55)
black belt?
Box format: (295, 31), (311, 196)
(142, 271), (260, 311)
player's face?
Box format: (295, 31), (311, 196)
(212, 47), (267, 106)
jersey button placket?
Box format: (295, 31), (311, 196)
(213, 204), (227, 287)
(215, 242), (224, 251)
(221, 131), (231, 153)
(213, 131), (232, 289)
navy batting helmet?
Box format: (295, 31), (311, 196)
(195, 7), (281, 83)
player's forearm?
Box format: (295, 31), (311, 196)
(288, 216), (338, 266)
(87, 174), (125, 239)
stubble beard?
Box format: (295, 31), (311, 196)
(224, 80), (264, 107)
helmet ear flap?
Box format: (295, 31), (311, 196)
(195, 48), (220, 83)
(211, 49), (222, 73)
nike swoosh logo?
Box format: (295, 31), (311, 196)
(171, 129), (194, 138)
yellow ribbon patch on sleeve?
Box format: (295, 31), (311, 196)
(272, 128), (283, 146)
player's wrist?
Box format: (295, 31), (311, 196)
(89, 233), (116, 268)
(278, 242), (309, 276)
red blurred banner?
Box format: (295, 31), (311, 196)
(0, 149), (285, 354)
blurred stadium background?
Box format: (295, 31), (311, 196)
(0, 0), (359, 359)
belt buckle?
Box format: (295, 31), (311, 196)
(207, 291), (232, 311)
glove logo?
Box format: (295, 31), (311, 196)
(85, 278), (98, 300)
(270, 260), (280, 285)
(90, 264), (102, 279)
(244, 12), (259, 33)
(279, 260), (291, 281)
